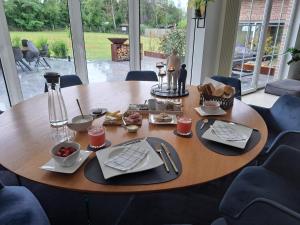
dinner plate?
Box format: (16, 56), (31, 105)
(41, 150), (92, 174)
(96, 140), (163, 179)
(148, 114), (177, 125)
(194, 106), (226, 116)
(201, 120), (253, 149)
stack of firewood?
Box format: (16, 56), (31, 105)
(117, 45), (129, 61)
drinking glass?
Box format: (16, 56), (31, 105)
(88, 125), (106, 148)
(177, 117), (192, 135)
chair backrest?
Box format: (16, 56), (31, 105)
(44, 75), (83, 92)
(270, 95), (300, 132)
(125, 70), (158, 81)
(211, 75), (242, 100)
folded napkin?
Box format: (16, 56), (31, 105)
(211, 123), (248, 141)
(104, 142), (149, 171)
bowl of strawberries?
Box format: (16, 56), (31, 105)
(51, 141), (80, 167)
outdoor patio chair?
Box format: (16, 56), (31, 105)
(0, 178), (50, 225)
(12, 47), (31, 71)
(211, 75), (241, 100)
(251, 94), (300, 154)
(44, 75), (83, 92)
(211, 145), (300, 225)
(125, 70), (158, 81)
(22, 40), (48, 68)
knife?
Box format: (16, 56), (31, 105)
(161, 143), (179, 174)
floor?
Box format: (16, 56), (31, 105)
(242, 89), (279, 108)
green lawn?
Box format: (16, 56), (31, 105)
(10, 31), (161, 60)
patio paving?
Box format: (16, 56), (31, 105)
(0, 56), (275, 111)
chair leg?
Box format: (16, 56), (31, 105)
(43, 57), (51, 68)
(20, 60), (32, 71)
(16, 61), (25, 72)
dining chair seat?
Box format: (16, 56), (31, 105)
(44, 75), (83, 92)
(0, 179), (50, 225)
(125, 71), (158, 81)
(211, 75), (242, 100)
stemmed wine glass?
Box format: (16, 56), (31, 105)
(156, 62), (165, 91)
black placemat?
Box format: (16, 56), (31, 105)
(84, 137), (182, 185)
(196, 119), (261, 156)
(87, 140), (112, 152)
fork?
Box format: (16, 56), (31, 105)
(155, 145), (169, 173)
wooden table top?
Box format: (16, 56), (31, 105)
(0, 81), (267, 193)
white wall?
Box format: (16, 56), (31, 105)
(186, 0), (227, 85)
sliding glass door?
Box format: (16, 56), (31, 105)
(231, 0), (295, 94)
(3, 0), (75, 100)
(140, 0), (188, 72)
(80, 0), (130, 83)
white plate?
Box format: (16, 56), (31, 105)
(194, 106), (226, 116)
(148, 114), (177, 125)
(201, 120), (253, 149)
(96, 140), (163, 179)
(41, 150), (92, 174)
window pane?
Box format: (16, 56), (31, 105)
(80, 0), (130, 83)
(232, 0), (294, 93)
(4, 0), (75, 100)
(140, 0), (187, 73)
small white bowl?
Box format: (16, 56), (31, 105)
(50, 141), (80, 167)
(67, 115), (93, 132)
(126, 125), (139, 133)
(203, 101), (220, 113)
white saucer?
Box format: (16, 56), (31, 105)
(194, 106), (226, 116)
(41, 150), (92, 174)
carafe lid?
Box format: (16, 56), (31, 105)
(44, 72), (60, 84)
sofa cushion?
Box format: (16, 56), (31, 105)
(265, 79), (300, 97)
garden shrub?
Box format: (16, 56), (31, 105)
(11, 36), (21, 47)
(159, 28), (186, 57)
(36, 37), (48, 50)
(50, 40), (68, 58)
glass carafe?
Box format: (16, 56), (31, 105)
(44, 72), (68, 127)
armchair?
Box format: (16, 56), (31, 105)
(250, 94), (300, 152)
(0, 179), (50, 225)
(211, 145), (300, 225)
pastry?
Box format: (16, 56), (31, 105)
(213, 88), (224, 97)
(154, 113), (172, 122)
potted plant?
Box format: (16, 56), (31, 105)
(286, 47), (300, 80)
(188, 0), (213, 18)
(287, 48), (300, 65)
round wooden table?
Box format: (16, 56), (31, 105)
(0, 81), (267, 193)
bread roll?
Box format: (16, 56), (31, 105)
(224, 85), (235, 95)
(213, 88), (224, 97)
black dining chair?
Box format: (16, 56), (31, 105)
(125, 70), (158, 81)
(0, 178), (50, 225)
(211, 75), (242, 100)
(211, 144), (300, 225)
(44, 74), (83, 92)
